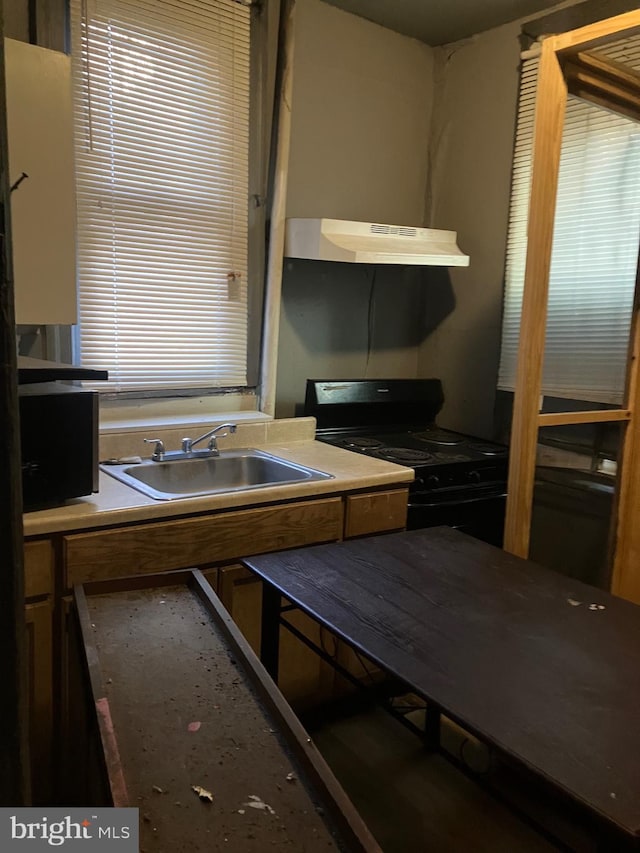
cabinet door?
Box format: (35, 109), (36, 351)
(344, 488), (408, 538)
(23, 539), (55, 804)
(24, 539), (54, 599)
(218, 565), (335, 709)
(25, 599), (53, 804)
(4, 38), (76, 325)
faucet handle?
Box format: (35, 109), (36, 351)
(207, 423), (237, 451)
(143, 438), (166, 461)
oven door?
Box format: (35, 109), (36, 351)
(407, 486), (507, 547)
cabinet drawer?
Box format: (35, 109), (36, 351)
(344, 488), (408, 538)
(64, 498), (343, 587)
(24, 539), (54, 599)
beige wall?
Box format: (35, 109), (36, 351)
(276, 0), (436, 417)
(418, 21), (523, 437)
(286, 0), (434, 223)
(276, 0), (603, 432)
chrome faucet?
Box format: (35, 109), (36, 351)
(142, 423), (237, 463)
(143, 438), (166, 461)
(181, 423), (237, 456)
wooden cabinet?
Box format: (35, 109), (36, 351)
(218, 565), (263, 652)
(26, 483), (408, 802)
(344, 488), (408, 538)
(215, 488), (409, 705)
(218, 565), (335, 709)
(60, 496), (344, 718)
(25, 601), (53, 803)
(23, 539), (54, 804)
(63, 498), (344, 587)
(4, 38), (76, 325)
(24, 539), (54, 599)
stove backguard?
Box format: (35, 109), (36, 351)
(304, 378), (444, 431)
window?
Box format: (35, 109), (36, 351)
(498, 36), (640, 406)
(70, 0), (252, 391)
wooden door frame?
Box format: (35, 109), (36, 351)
(503, 10), (640, 601)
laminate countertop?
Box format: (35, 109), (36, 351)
(23, 437), (413, 537)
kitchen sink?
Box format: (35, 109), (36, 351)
(101, 448), (333, 501)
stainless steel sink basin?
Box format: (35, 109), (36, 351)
(101, 448), (333, 501)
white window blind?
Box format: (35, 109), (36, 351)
(70, 0), (250, 391)
(498, 37), (640, 405)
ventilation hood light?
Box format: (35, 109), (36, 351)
(284, 218), (469, 266)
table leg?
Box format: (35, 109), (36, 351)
(424, 705), (441, 750)
(260, 583), (281, 682)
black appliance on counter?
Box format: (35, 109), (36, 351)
(304, 378), (508, 546)
(18, 357), (108, 511)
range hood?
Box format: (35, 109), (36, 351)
(284, 218), (469, 266)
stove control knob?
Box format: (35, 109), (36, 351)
(467, 470), (482, 484)
(425, 475), (440, 489)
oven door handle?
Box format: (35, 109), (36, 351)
(408, 491), (507, 510)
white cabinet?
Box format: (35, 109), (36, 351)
(4, 38), (77, 325)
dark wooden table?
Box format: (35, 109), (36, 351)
(241, 526), (640, 851)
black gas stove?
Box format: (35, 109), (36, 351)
(304, 379), (508, 546)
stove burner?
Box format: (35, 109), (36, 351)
(414, 429), (465, 446)
(341, 437), (385, 450)
(374, 447), (436, 465)
(466, 442), (507, 457)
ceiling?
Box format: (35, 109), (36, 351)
(320, 0), (570, 46)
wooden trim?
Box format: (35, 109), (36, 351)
(551, 9), (640, 54)
(507, 8), (640, 597)
(563, 51), (640, 123)
(504, 40), (568, 559)
(566, 51), (640, 94)
(523, 0), (640, 44)
(538, 409), (631, 427)
(259, 0), (296, 415)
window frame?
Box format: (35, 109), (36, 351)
(498, 41), (640, 407)
(65, 0), (268, 399)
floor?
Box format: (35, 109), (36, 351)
(305, 697), (596, 853)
